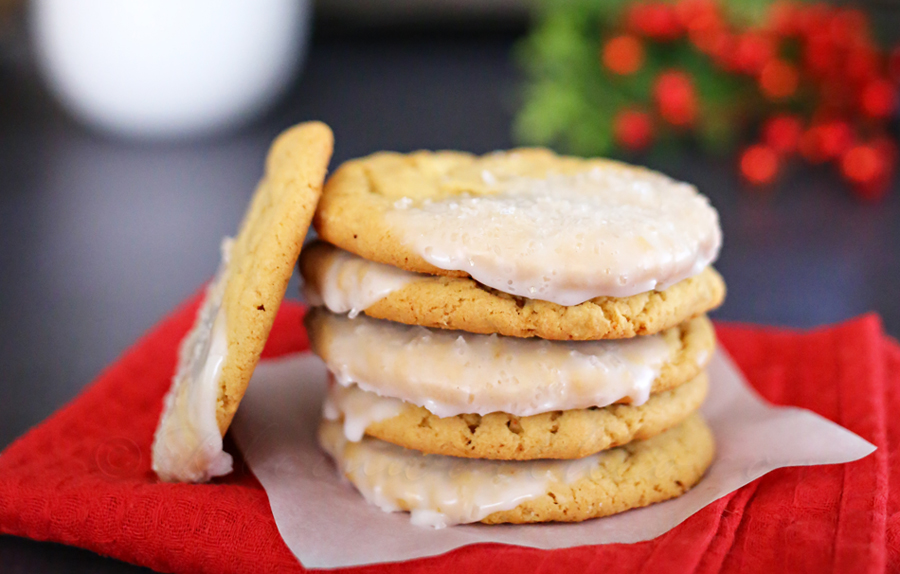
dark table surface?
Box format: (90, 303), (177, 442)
(1, 25), (899, 573)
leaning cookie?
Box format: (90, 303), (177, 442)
(327, 371), (707, 460)
(319, 413), (714, 527)
(301, 242), (725, 340)
(152, 122), (334, 483)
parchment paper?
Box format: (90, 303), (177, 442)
(231, 350), (876, 569)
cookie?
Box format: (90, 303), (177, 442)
(319, 413), (714, 526)
(152, 122), (333, 482)
(328, 371), (707, 460)
(301, 241), (725, 339)
(306, 309), (715, 418)
(314, 148), (721, 307)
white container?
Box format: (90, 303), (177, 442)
(30, 0), (310, 138)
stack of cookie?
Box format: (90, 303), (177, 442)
(301, 148), (725, 527)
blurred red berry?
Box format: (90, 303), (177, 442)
(654, 70), (697, 126)
(614, 109), (654, 151)
(767, 1), (801, 36)
(762, 115), (804, 154)
(800, 121), (854, 163)
(799, 129), (824, 162)
(820, 121), (855, 159)
(842, 144), (892, 200)
(706, 32), (740, 71)
(695, 28), (732, 61)
(681, 0), (727, 56)
(740, 144), (780, 185)
(803, 32), (837, 79)
(690, 24), (729, 57)
(734, 33), (775, 75)
(841, 144), (883, 183)
(602, 35), (645, 75)
(816, 78), (853, 111)
(795, 3), (833, 39)
(626, 2), (682, 41)
(860, 79), (897, 119)
(674, 0), (719, 26)
(759, 60), (799, 100)
(828, 8), (869, 48)
(845, 47), (879, 84)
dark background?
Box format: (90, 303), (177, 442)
(2, 9), (899, 574)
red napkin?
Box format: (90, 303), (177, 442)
(0, 297), (894, 574)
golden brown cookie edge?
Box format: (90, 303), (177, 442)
(216, 121), (334, 434)
(359, 371), (708, 460)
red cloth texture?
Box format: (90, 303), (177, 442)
(0, 297), (895, 574)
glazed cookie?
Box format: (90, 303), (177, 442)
(326, 371), (707, 460)
(305, 309), (715, 417)
(314, 148), (721, 307)
(152, 122), (334, 483)
(300, 242), (725, 339)
(319, 413), (714, 527)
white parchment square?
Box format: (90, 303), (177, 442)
(231, 350), (875, 569)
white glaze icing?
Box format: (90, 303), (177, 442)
(312, 312), (671, 418)
(152, 239), (234, 482)
(323, 382), (406, 442)
(302, 247), (419, 318)
(385, 167), (721, 305)
(319, 420), (601, 528)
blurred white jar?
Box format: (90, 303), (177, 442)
(30, 0), (310, 138)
